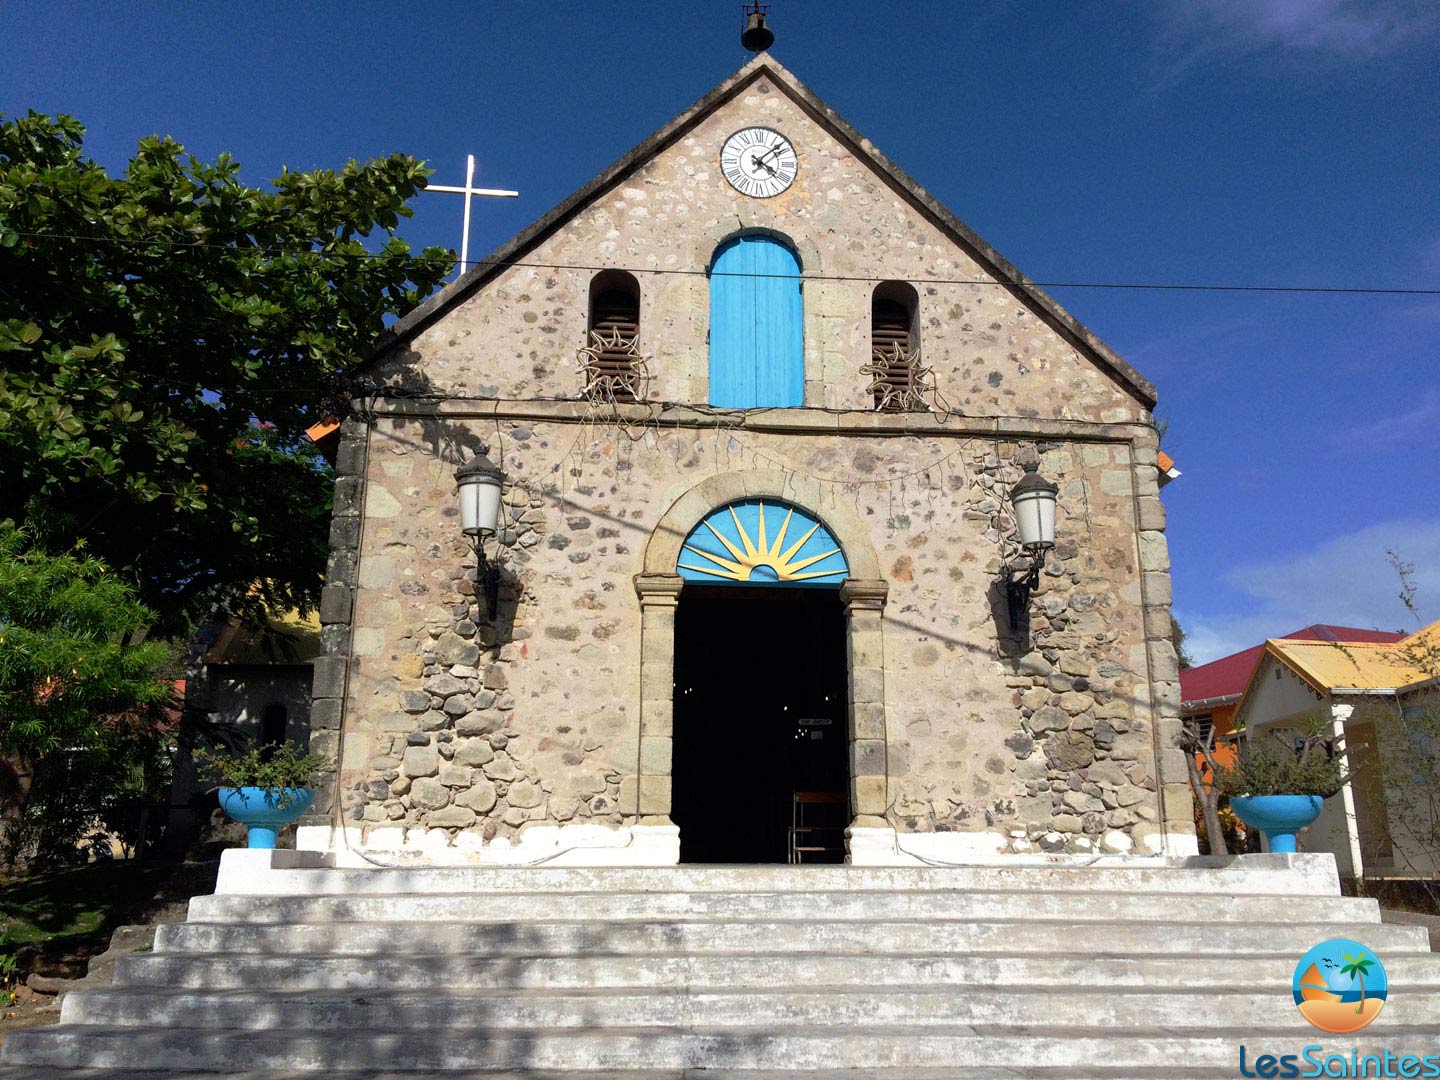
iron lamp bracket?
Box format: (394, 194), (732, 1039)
(1003, 549), (1048, 637)
(468, 534), (503, 622)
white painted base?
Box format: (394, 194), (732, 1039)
(294, 823), (680, 868)
(848, 827), (1003, 866)
(1166, 831), (1201, 857)
(847, 827), (1180, 866)
(213, 845), (1341, 897)
(287, 821), (1191, 870)
(846, 827), (1188, 864)
(213, 847), (291, 894)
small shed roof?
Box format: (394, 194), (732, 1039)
(1259, 620), (1440, 695)
(1180, 624), (1406, 708)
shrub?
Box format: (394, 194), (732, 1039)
(1214, 735), (1348, 799)
(194, 742), (327, 810)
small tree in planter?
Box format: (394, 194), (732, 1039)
(195, 742), (328, 849)
(1213, 720), (1353, 854)
(1180, 715), (1237, 855)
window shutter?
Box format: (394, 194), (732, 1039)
(709, 235), (804, 408)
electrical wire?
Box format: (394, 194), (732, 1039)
(6, 230), (1438, 296)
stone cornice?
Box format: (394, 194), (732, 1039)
(361, 398), (1155, 445)
(633, 573), (686, 605)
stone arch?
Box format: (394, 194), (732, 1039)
(688, 221), (824, 281)
(643, 470), (881, 581)
(633, 470), (889, 856)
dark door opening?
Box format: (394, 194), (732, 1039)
(672, 586), (850, 863)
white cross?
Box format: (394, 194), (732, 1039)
(425, 154), (518, 276)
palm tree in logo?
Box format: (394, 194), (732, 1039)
(1340, 951), (1375, 1016)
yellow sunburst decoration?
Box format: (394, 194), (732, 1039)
(677, 500), (848, 584)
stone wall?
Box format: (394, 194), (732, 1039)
(313, 405), (1186, 856)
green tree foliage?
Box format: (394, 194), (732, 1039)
(0, 112), (452, 629)
(0, 522), (173, 756)
(0, 522), (175, 862)
(1170, 614), (1193, 670)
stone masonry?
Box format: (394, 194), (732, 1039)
(301, 55), (1190, 860)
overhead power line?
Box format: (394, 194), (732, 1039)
(6, 230), (1439, 297)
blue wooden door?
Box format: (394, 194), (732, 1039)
(709, 235), (803, 408)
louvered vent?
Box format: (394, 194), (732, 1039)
(870, 297), (913, 411)
(587, 288), (641, 402)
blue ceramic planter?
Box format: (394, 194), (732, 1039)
(1230, 794), (1325, 854)
(217, 787), (315, 849)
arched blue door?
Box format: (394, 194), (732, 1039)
(708, 235), (803, 408)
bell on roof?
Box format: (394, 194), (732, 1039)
(741, 2), (774, 52)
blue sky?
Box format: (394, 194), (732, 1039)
(5, 1), (1437, 661)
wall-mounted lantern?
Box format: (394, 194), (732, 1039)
(455, 448), (504, 620)
(1004, 462), (1059, 634)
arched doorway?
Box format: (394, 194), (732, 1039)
(635, 471), (890, 864)
(671, 499), (850, 863)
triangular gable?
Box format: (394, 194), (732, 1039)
(371, 54), (1156, 408)
(1232, 645), (1322, 732)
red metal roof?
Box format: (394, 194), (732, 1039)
(1180, 624), (1407, 707)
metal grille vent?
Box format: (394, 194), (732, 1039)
(869, 298), (913, 411)
(591, 292), (639, 382)
(579, 287), (647, 403)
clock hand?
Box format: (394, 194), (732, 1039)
(749, 153), (778, 176)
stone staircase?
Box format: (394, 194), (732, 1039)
(3, 853), (1439, 1079)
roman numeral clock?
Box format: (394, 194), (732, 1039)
(720, 127), (797, 198)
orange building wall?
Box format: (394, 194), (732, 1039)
(1190, 702), (1239, 784)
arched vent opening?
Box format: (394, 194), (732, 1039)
(676, 499), (848, 587)
(868, 281), (920, 412)
(581, 270), (644, 402)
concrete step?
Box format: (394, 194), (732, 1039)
(1383, 907), (1440, 951)
(26, 925), (159, 999)
(56, 985), (1434, 1032)
(2, 854), (1420, 1078)
(11, 1026), (1440, 1072)
(0, 1069), (1311, 1080)
(187, 888), (1380, 925)
(153, 917), (1429, 957)
(111, 950), (1440, 991)
(210, 858), (1342, 898)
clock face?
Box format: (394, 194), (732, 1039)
(720, 127), (797, 198)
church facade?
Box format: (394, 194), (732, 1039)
(296, 56), (1191, 865)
